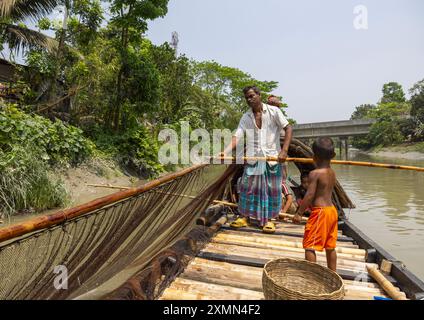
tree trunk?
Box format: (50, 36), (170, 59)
(50, 1), (69, 101)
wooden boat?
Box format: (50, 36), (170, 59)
(0, 139), (423, 300)
(155, 215), (414, 300)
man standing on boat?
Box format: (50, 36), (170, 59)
(220, 86), (292, 233)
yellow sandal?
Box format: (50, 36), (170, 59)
(262, 221), (276, 234)
(230, 217), (248, 228)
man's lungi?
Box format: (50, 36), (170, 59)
(238, 161), (282, 226)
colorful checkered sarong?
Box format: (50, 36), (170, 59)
(238, 161), (283, 226)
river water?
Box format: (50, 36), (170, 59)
(291, 151), (424, 281)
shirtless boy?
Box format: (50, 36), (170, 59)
(293, 137), (338, 271)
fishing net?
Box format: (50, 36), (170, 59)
(0, 143), (354, 300)
(0, 164), (232, 300)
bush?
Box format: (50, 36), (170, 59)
(0, 104), (95, 165)
(0, 145), (69, 217)
(368, 119), (404, 146)
(94, 126), (165, 178)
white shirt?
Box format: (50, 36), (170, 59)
(234, 103), (289, 158)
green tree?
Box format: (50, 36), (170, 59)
(350, 82), (411, 148)
(33, 1), (103, 108)
(350, 104), (376, 149)
(366, 102), (410, 147)
(107, 0), (169, 131)
(150, 43), (192, 126)
(381, 82), (406, 104)
(350, 104), (376, 120)
(409, 79), (424, 140)
(150, 43), (221, 131)
(0, 0), (59, 54)
(410, 79), (424, 122)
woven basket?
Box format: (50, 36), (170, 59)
(262, 258), (345, 300)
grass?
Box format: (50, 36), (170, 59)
(0, 147), (70, 218)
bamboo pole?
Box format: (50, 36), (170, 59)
(87, 184), (131, 190)
(184, 258), (396, 300)
(0, 164), (206, 243)
(210, 238), (366, 262)
(189, 257), (404, 296)
(366, 265), (408, 300)
(219, 229), (358, 248)
(214, 157), (424, 172)
(204, 242), (376, 271)
(212, 232), (366, 256)
(189, 258), (382, 293)
(169, 278), (264, 300)
(279, 213), (308, 222)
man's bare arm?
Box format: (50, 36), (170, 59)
(278, 125), (292, 162)
(220, 136), (239, 156)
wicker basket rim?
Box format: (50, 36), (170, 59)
(263, 258), (345, 299)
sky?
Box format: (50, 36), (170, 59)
(145, 0), (424, 123)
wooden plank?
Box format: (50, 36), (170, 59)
(162, 278), (264, 300)
(160, 288), (210, 300)
(213, 233), (365, 256)
(181, 268), (263, 292)
(174, 275), (385, 300)
(380, 259), (393, 275)
(197, 251), (375, 283)
(186, 259), (404, 293)
(204, 242), (373, 271)
(343, 279), (400, 290)
(219, 229), (358, 248)
(181, 262), (392, 300)
(210, 238), (366, 263)
(220, 225), (354, 242)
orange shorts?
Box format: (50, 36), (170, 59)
(303, 206), (338, 251)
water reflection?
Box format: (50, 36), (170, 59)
(288, 150), (424, 281)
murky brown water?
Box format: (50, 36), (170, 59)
(290, 151), (424, 281)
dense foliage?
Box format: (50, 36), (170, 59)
(1, 0), (293, 216)
(350, 81), (424, 149)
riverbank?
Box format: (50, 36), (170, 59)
(360, 142), (424, 160)
(0, 159), (142, 226)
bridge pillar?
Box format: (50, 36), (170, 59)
(338, 137), (349, 160)
(344, 137), (349, 160)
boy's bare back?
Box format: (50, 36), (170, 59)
(308, 167), (336, 208)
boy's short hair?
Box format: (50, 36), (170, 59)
(312, 137), (336, 160)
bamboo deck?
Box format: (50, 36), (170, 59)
(159, 217), (408, 300)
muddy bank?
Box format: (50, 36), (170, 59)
(0, 159), (143, 227)
(60, 161), (141, 207)
(351, 143), (424, 161)
(366, 150), (424, 160)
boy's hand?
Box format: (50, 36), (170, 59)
(292, 213), (302, 224)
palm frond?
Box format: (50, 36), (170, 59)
(1, 0), (60, 21)
(2, 23), (58, 54)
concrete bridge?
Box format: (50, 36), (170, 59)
(292, 119), (375, 159)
